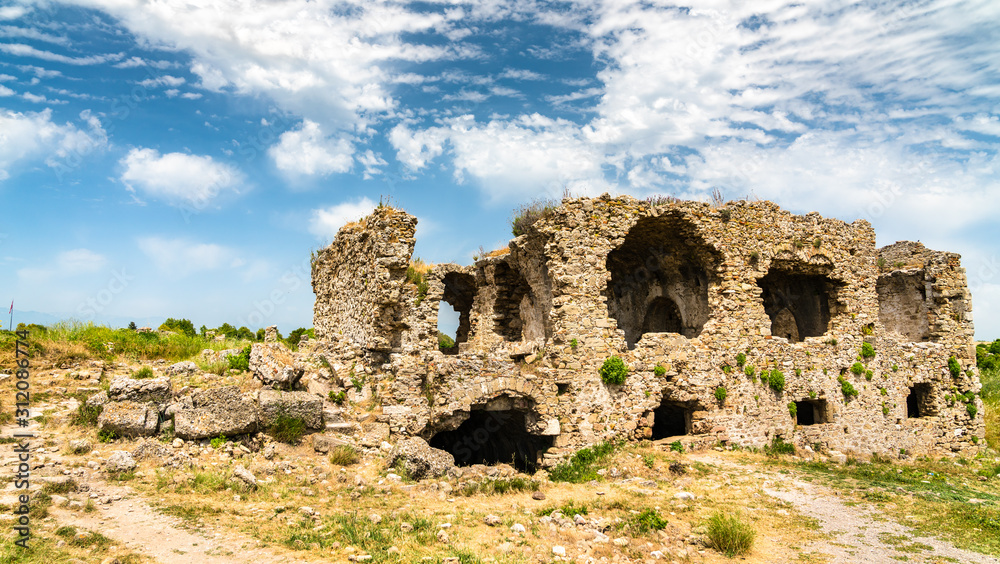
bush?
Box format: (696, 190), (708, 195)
(839, 376), (859, 398)
(766, 370), (785, 392)
(706, 511), (756, 557)
(132, 366), (154, 379)
(967, 403), (978, 418)
(948, 356), (962, 378)
(438, 331), (456, 351)
(329, 445), (360, 466)
(744, 365), (755, 378)
(599, 356), (628, 385)
(851, 362), (865, 376)
(714, 386), (727, 403)
(268, 414), (306, 444)
(653, 365), (666, 377)
(549, 441), (618, 483)
(405, 260), (430, 305)
(228, 344), (251, 372)
(158, 318), (196, 337)
(861, 342), (875, 359)
(628, 508), (668, 534)
(511, 198), (558, 236)
(735, 352), (746, 367)
(765, 436), (795, 456)
(788, 402), (797, 417)
(459, 476), (539, 496)
(210, 435), (227, 449)
(328, 390), (347, 405)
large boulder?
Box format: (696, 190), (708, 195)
(97, 401), (159, 437)
(259, 390), (323, 429)
(108, 377), (172, 404)
(249, 343), (304, 389)
(172, 386), (259, 440)
(386, 437), (455, 480)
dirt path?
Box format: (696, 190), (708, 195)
(50, 487), (294, 564)
(2, 399), (300, 564)
(692, 453), (1000, 564)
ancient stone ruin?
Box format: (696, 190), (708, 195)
(309, 195), (985, 471)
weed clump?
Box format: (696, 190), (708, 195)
(268, 414), (306, 444)
(599, 356), (628, 385)
(549, 440), (618, 483)
(511, 198), (558, 236)
(132, 366), (154, 379)
(228, 344), (251, 372)
(706, 511), (756, 557)
(329, 445), (360, 466)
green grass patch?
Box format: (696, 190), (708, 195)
(549, 440), (619, 483)
(458, 476), (539, 496)
(267, 414), (306, 444)
(707, 511), (756, 557)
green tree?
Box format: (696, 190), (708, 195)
(159, 318), (196, 337)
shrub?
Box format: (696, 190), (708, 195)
(459, 476), (539, 496)
(132, 366), (154, 379)
(438, 331), (456, 351)
(228, 344), (252, 372)
(98, 429), (118, 443)
(788, 402), (797, 417)
(629, 508), (668, 534)
(328, 390), (347, 405)
(865, 369), (874, 381)
(599, 356), (628, 385)
(721, 364), (732, 374)
(765, 436), (795, 456)
(268, 414), (306, 444)
(744, 365), (755, 378)
(570, 338), (578, 350)
(511, 198), (558, 236)
(653, 365), (666, 377)
(851, 362), (865, 376)
(707, 511), (756, 557)
(669, 440), (684, 453)
(967, 403), (978, 418)
(766, 370), (785, 392)
(329, 445), (360, 466)
(210, 435), (227, 449)
(813, 238), (822, 248)
(158, 317), (196, 337)
(948, 356), (962, 378)
(405, 260), (430, 305)
(838, 376), (859, 399)
(735, 352), (746, 367)
(861, 342), (875, 359)
(549, 440), (618, 483)
(714, 386), (727, 403)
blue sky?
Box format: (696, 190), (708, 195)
(1, 0), (998, 339)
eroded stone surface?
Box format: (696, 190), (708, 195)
(250, 343), (304, 389)
(173, 386), (259, 440)
(98, 401), (159, 437)
(258, 389), (323, 429)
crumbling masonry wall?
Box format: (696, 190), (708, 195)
(310, 196), (985, 468)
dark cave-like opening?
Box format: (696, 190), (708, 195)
(428, 409), (554, 472)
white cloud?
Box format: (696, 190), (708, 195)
(269, 120), (353, 177)
(180, 92), (202, 100)
(0, 6), (29, 20)
(0, 25), (69, 46)
(0, 85), (12, 96)
(137, 237), (233, 276)
(17, 248), (108, 283)
(0, 42), (120, 65)
(113, 56), (175, 69)
(138, 75), (185, 88)
(308, 197), (377, 241)
(119, 148), (242, 207)
(0, 108), (107, 182)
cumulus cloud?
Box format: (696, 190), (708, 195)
(119, 148), (243, 207)
(137, 237), (234, 276)
(308, 197), (377, 241)
(269, 120), (353, 177)
(0, 108), (107, 182)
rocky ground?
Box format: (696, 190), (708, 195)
(1, 358), (998, 564)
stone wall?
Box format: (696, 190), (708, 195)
(310, 196), (985, 468)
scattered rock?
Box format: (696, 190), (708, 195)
(85, 391), (108, 409)
(531, 490), (546, 500)
(552, 545), (566, 557)
(312, 434), (347, 454)
(484, 514), (502, 526)
(673, 491), (695, 501)
(131, 439), (171, 460)
(511, 523), (526, 534)
(165, 361), (198, 376)
(231, 465), (257, 488)
(105, 451), (137, 473)
(68, 439), (92, 454)
(360, 422), (390, 447)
